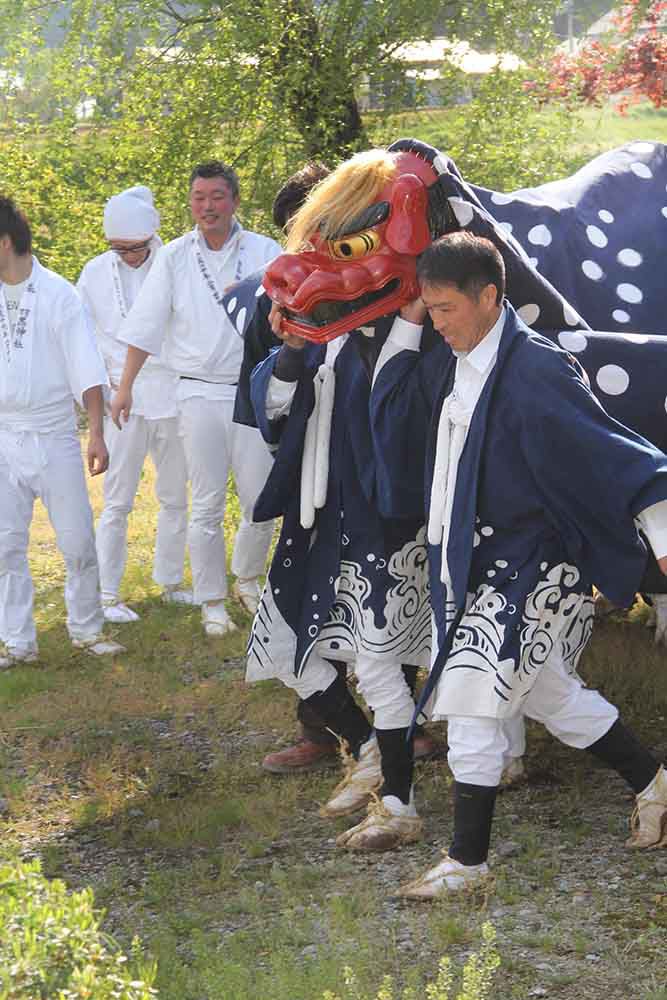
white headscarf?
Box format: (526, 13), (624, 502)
(103, 185), (160, 240)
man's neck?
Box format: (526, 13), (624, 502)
(200, 220), (235, 252)
(0, 252), (33, 285)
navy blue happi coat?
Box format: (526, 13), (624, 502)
(371, 303), (667, 719)
(245, 325), (433, 685)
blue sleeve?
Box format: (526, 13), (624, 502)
(233, 292), (278, 427)
(370, 337), (452, 520)
(250, 351), (317, 522)
(518, 344), (667, 603)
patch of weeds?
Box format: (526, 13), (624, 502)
(428, 908), (469, 948)
(271, 860), (324, 896)
(572, 929), (590, 955)
(326, 890), (377, 935)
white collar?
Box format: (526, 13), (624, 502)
(195, 217), (242, 252)
(456, 306), (506, 374)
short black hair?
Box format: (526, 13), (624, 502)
(0, 196), (32, 255)
(272, 162), (330, 230)
(417, 232), (505, 305)
(189, 161), (239, 199)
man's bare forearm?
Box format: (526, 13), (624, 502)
(119, 345), (150, 391)
(82, 385), (105, 438)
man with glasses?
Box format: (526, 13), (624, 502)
(77, 186), (191, 622)
(111, 163), (281, 636)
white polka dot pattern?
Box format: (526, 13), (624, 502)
(558, 330), (588, 353)
(586, 225), (608, 248)
(527, 224), (552, 247)
(617, 283), (643, 304)
(582, 260), (603, 280)
(517, 303), (540, 325)
(617, 248), (642, 267)
(596, 364), (630, 395)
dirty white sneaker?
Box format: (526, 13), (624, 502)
(396, 852), (490, 899)
(626, 765), (667, 849)
(500, 756), (526, 788)
(0, 645), (38, 670)
(202, 601), (238, 637)
(103, 600), (140, 623)
(71, 635), (126, 656)
(321, 737), (382, 818)
(162, 585), (195, 606)
(233, 578), (262, 615)
(336, 793), (423, 851)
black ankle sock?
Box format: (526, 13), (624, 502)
(375, 727), (414, 804)
(303, 671), (372, 758)
(587, 718), (659, 793)
(449, 782), (498, 866)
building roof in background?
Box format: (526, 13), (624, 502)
(393, 37), (523, 74)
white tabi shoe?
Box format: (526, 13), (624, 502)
(499, 757), (526, 788)
(162, 584), (196, 606)
(336, 793), (423, 851)
(320, 737), (382, 818)
(626, 765), (667, 849)
(202, 601), (238, 637)
(233, 578), (262, 615)
(0, 646), (38, 671)
(71, 635), (127, 656)
(396, 852), (490, 900)
(103, 600), (140, 624)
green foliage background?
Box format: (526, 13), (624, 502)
(0, 0), (574, 281)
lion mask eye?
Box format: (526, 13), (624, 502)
(327, 230), (380, 260)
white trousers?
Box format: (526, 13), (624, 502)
(96, 415), (188, 600)
(178, 395), (274, 604)
(278, 646), (416, 729)
(447, 643), (618, 787)
(0, 430), (104, 652)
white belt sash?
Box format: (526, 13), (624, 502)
(299, 336), (347, 530)
(427, 389), (473, 590)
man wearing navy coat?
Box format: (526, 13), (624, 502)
(371, 232), (667, 898)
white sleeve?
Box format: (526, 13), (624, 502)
(75, 266), (102, 346)
(372, 316), (424, 386)
(264, 376), (297, 420)
(117, 246), (172, 356)
(636, 499), (667, 561)
(58, 289), (109, 404)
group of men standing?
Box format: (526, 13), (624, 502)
(1, 146), (666, 903)
(0, 161), (280, 669)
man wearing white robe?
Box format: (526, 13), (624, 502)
(111, 162), (280, 636)
(77, 186), (190, 623)
(0, 195), (123, 668)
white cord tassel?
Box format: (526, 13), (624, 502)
(313, 364), (335, 509)
(299, 337), (346, 531)
(300, 374), (321, 530)
(427, 387), (473, 589)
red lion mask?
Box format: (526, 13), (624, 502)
(263, 143), (455, 343)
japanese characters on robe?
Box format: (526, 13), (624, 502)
(246, 320), (434, 684)
(370, 302), (667, 720)
(0, 257), (107, 433)
(117, 222), (280, 383)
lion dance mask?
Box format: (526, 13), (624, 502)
(262, 140), (459, 343)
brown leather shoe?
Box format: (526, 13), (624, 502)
(414, 733), (442, 761)
(262, 738), (338, 774)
